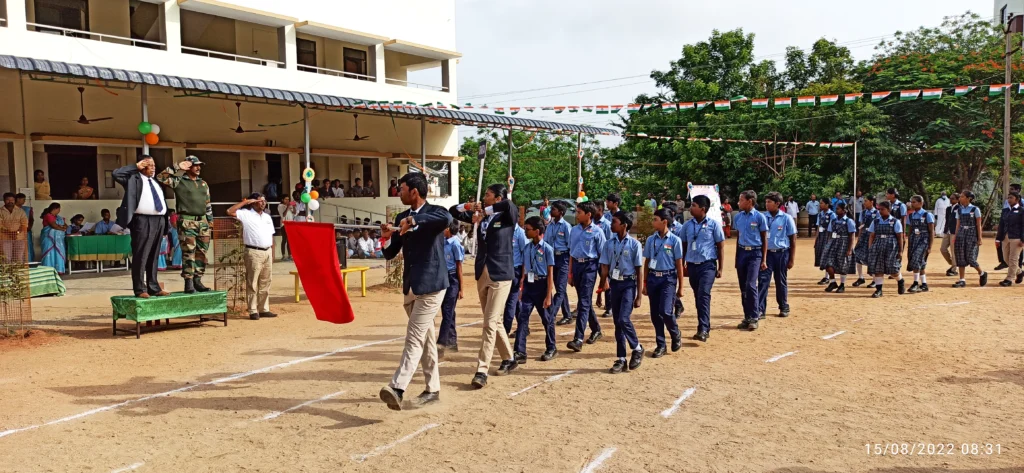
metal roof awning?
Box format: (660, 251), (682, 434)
(0, 55), (615, 135)
(177, 0), (299, 28)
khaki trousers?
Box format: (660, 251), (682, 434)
(940, 234), (956, 268)
(244, 247), (272, 314)
(1003, 238), (1023, 281)
(476, 267), (513, 374)
(390, 289), (444, 392)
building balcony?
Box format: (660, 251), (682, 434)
(181, 45), (283, 68)
(26, 22), (166, 50)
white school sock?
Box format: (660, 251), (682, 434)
(618, 356), (627, 362)
(897, 272), (904, 281)
(634, 343), (643, 352)
(840, 275), (847, 284)
(921, 274), (927, 283)
(857, 264), (864, 278)
(959, 278), (965, 283)
(913, 273), (920, 282)
(874, 276), (883, 285)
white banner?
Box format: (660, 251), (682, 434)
(686, 182), (723, 226)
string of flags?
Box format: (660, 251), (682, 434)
(624, 133), (856, 148)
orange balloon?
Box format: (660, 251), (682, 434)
(144, 132), (159, 145)
(309, 190), (320, 200)
(578, 191), (586, 197)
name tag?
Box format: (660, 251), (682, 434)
(649, 259), (657, 269)
(691, 241), (697, 251)
(831, 232), (839, 239)
(611, 269), (622, 280)
(527, 272), (536, 283)
(819, 226), (825, 232)
(914, 229), (921, 235)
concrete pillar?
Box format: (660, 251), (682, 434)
(376, 157), (388, 196)
(279, 25), (297, 71)
(370, 44), (385, 83)
(163, 0), (182, 53)
(441, 58), (457, 95)
(6, 0), (28, 30)
(287, 152), (301, 192)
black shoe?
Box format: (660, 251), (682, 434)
(980, 272), (988, 287)
(693, 331), (708, 342)
(414, 391), (439, 408)
(586, 331), (603, 344)
(249, 313), (259, 320)
(671, 335), (682, 352)
(184, 278), (196, 294)
(609, 359), (628, 374)
(629, 347), (644, 369)
(907, 282), (920, 293)
(866, 281), (877, 289)
(651, 346), (667, 358)
(737, 320), (752, 330)
(601, 310), (611, 318)
(825, 282), (838, 292)
(946, 267), (958, 276)
(871, 287), (883, 298)
(1017, 273), (1024, 284)
(540, 348), (558, 361)
(379, 386), (404, 411)
(779, 308), (791, 317)
(747, 320), (759, 331)
(818, 277), (829, 285)
(836, 284), (845, 294)
(556, 317), (573, 326)
(471, 373), (488, 389)
(920, 283), (929, 292)
(852, 278), (866, 287)
(566, 340), (583, 352)
(508, 329), (517, 340)
(1000, 279), (1013, 287)
(570, 309), (578, 318)
(757, 312), (766, 320)
(259, 311), (277, 318)
(193, 277), (211, 292)
(952, 280), (966, 288)
(495, 359), (518, 376)
(897, 279), (906, 295)
(995, 263), (1008, 271)
(514, 352), (527, 365)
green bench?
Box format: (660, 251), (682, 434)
(111, 291), (228, 338)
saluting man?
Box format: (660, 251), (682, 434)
(157, 156), (213, 294)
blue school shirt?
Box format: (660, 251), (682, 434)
(732, 210), (768, 247)
(868, 216), (904, 234)
(93, 220), (116, 235)
(764, 211), (797, 250)
(955, 204), (982, 221)
(595, 216), (612, 240)
(444, 236), (464, 273)
(890, 200), (908, 220)
(599, 234), (643, 277)
(523, 240), (555, 277)
(908, 209), (935, 227)
(678, 216), (724, 263)
(816, 209), (837, 230)
(828, 215), (858, 234)
(643, 231), (683, 271)
(543, 218), (572, 252)
(511, 224), (527, 268)
(860, 208), (877, 228)
(569, 222), (606, 260)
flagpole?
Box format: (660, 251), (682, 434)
(303, 106), (310, 219)
(507, 130), (513, 201)
(472, 139), (487, 249)
(577, 133), (583, 195)
(853, 141), (858, 213)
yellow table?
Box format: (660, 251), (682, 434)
(291, 266), (370, 302)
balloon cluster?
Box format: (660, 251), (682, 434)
(300, 167), (320, 212)
(138, 122), (161, 145)
(576, 190), (589, 203)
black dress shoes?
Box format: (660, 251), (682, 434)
(586, 331), (603, 344)
(540, 348), (558, 361)
(609, 359), (628, 374)
(692, 331), (708, 342)
(651, 346), (667, 358)
(566, 340), (583, 352)
(379, 386), (404, 411)
(514, 352), (527, 365)
(414, 391), (439, 408)
(671, 335), (682, 352)
(628, 347), (644, 370)
(495, 359), (518, 376)
(556, 317), (573, 326)
(471, 372), (488, 389)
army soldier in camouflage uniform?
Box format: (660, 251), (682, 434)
(157, 156), (213, 293)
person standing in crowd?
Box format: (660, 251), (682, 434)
(866, 201), (904, 297)
(592, 199), (611, 317)
(388, 179), (400, 197)
(952, 191), (987, 288)
(647, 193), (658, 211)
(39, 203), (67, 274)
(853, 191), (864, 222)
(378, 172), (452, 411)
(0, 193), (28, 263)
(363, 179), (377, 197)
(515, 216), (559, 362)
(350, 178), (364, 197)
(804, 194), (819, 237)
(940, 192), (960, 276)
(277, 195), (295, 261)
(599, 211), (644, 372)
(814, 198), (836, 285)
(14, 193), (34, 262)
(565, 201), (607, 353)
(822, 202), (856, 293)
(438, 221), (465, 356)
(785, 196), (799, 222)
(759, 192), (797, 316)
(853, 195), (877, 287)
(450, 183), (520, 388)
(329, 180), (343, 198)
(831, 192), (844, 210)
(995, 183), (1023, 271)
(934, 192), (950, 237)
(887, 188), (909, 234)
(262, 179), (279, 202)
(34, 170), (51, 201)
(358, 230), (376, 258)
(997, 191), (1024, 286)
(733, 190), (768, 330)
(546, 201), (574, 326)
(113, 155), (169, 297)
(679, 195), (724, 342)
(157, 156), (213, 294)
(503, 222), (528, 338)
(540, 196), (552, 223)
(227, 193), (277, 320)
(642, 208), (684, 356)
(905, 195), (935, 293)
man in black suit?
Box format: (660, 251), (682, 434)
(378, 172), (453, 411)
(450, 183), (520, 389)
(113, 155), (170, 298)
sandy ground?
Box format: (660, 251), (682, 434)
(0, 240), (1022, 473)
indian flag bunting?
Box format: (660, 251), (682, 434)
(495, 107), (505, 115)
(797, 96), (816, 107)
(510, 107), (520, 115)
(714, 100), (730, 110)
(582, 106), (594, 112)
(871, 91), (891, 102)
(711, 138), (723, 142)
(554, 106), (566, 114)
(774, 98), (792, 109)
(525, 106), (535, 112)
(568, 106), (580, 113)
(627, 104), (641, 114)
(989, 84), (1011, 96)
(844, 93), (862, 104)
(541, 106), (554, 111)
(922, 89), (943, 100)
(820, 142), (832, 148)
(596, 105), (609, 114)
(661, 103), (676, 111)
(462, 104), (474, 109)
(679, 102), (695, 110)
(611, 105), (623, 113)
(899, 90), (920, 101)
(954, 86), (976, 97)
(752, 98), (769, 109)
(819, 95), (839, 106)
(695, 101), (712, 110)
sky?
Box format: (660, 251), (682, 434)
(424, 0), (993, 146)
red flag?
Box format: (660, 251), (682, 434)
(283, 221), (355, 324)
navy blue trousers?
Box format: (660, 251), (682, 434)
(735, 248), (761, 321)
(757, 249), (790, 316)
(687, 260), (716, 334)
(609, 278), (639, 358)
(438, 271), (459, 346)
(572, 260), (601, 341)
(515, 277), (556, 354)
(647, 271), (680, 348)
(503, 265), (523, 334)
(551, 252), (571, 318)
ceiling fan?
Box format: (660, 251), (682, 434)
(344, 114), (370, 141)
(230, 102), (266, 133)
(75, 87), (113, 125)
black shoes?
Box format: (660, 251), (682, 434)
(757, 312), (766, 321)
(866, 281), (877, 289)
(1016, 272), (1024, 284)
(586, 331), (603, 344)
(556, 317), (573, 326)
(1000, 279), (1013, 287)
(980, 272), (989, 287)
(415, 391), (440, 408)
(259, 312), (277, 318)
(671, 335), (682, 352)
(609, 359), (628, 374)
(995, 263), (1008, 271)
(629, 347), (644, 369)
(946, 267), (958, 277)
(825, 282), (838, 292)
(818, 277), (829, 285)
(737, 319), (758, 331)
(249, 313), (259, 320)
(779, 308), (791, 317)
(693, 331), (708, 342)
(471, 372), (488, 389)
(907, 282), (921, 293)
(514, 352), (527, 365)
(952, 280), (966, 288)
(193, 277), (211, 292)
(566, 340), (583, 352)
(184, 278), (196, 294)
(852, 278), (866, 287)
(651, 346), (667, 358)
(601, 310), (611, 318)
(540, 348), (558, 361)
(897, 279), (906, 295)
(836, 284), (845, 294)
(920, 283), (929, 292)
(872, 287), (883, 298)
(379, 386), (404, 411)
(495, 359), (518, 376)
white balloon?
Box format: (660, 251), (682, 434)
(308, 199), (321, 211)
(150, 124), (161, 135)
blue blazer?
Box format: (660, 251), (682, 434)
(382, 202), (453, 295)
(450, 200), (518, 282)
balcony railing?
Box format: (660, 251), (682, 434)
(385, 77), (448, 92)
(26, 22), (166, 49)
(182, 46), (284, 68)
(297, 64), (375, 81)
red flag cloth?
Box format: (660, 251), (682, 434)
(283, 221), (354, 324)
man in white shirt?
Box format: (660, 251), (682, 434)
(112, 155), (169, 298)
(785, 196), (800, 221)
(358, 230), (376, 258)
(934, 192), (950, 237)
(228, 193), (277, 320)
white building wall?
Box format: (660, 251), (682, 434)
(995, 0), (1024, 23)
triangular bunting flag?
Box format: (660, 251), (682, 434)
(554, 106), (566, 114)
(714, 100), (730, 110)
(820, 95), (839, 106)
(509, 107), (520, 115)
(626, 104), (641, 114)
(610, 105), (623, 113)
(661, 103), (677, 111)
(582, 106), (594, 112)
(525, 106), (535, 112)
(820, 142), (832, 148)
(922, 89), (943, 100)
(797, 96), (816, 107)
(596, 105), (609, 114)
(954, 86), (976, 97)
(679, 102), (695, 110)
(871, 92), (891, 102)
(844, 93), (862, 104)
(695, 101), (712, 110)
(494, 107), (505, 115)
(774, 98), (792, 109)
(989, 84), (1012, 96)
(899, 90), (921, 101)
(568, 106), (580, 113)
(752, 98), (769, 109)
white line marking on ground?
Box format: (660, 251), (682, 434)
(508, 370), (577, 398)
(457, 321), (483, 327)
(852, 318), (864, 323)
(110, 462), (144, 473)
(913, 301), (970, 309)
(257, 390), (346, 422)
(351, 423), (440, 463)
(765, 351), (798, 363)
(822, 330), (846, 340)
(559, 330), (574, 336)
(580, 447), (617, 473)
(659, 387), (697, 418)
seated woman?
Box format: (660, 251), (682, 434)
(40, 203), (67, 274)
(66, 214), (86, 235)
(73, 177), (96, 200)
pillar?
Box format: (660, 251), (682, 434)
(441, 58), (457, 95)
(279, 25), (297, 71)
(370, 44), (385, 83)
(6, 0), (28, 31)
(163, 0), (181, 53)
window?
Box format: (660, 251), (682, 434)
(425, 162), (450, 198)
(34, 0), (88, 34)
(297, 38), (317, 72)
(343, 48), (368, 79)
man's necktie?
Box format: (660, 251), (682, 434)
(147, 178), (164, 212)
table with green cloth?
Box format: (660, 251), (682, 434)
(29, 265), (66, 297)
(111, 291), (228, 338)
(67, 234), (132, 261)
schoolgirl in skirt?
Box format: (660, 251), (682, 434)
(866, 201), (905, 297)
(822, 202), (857, 293)
(905, 195), (935, 293)
(853, 195), (877, 287)
(953, 191), (988, 287)
(814, 198), (837, 284)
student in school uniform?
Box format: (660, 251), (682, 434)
(994, 184), (1023, 271)
(822, 202), (856, 293)
(853, 195), (877, 287)
(887, 189), (909, 265)
(592, 199), (611, 316)
(643, 208), (685, 356)
(566, 202), (607, 352)
(866, 201), (905, 297)
(814, 198), (837, 285)
(733, 190), (768, 330)
(679, 195), (724, 342)
(940, 193), (960, 276)
(598, 211), (645, 372)
(504, 223), (529, 338)
(997, 191), (1024, 286)
(952, 191), (988, 287)
(514, 216), (559, 363)
(546, 201), (574, 326)
(905, 195), (935, 293)
(759, 192), (797, 317)
(602, 194), (623, 318)
(438, 221), (465, 357)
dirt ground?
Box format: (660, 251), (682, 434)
(0, 240), (1021, 473)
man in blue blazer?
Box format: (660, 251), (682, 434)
(378, 173), (453, 411)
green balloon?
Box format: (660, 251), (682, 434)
(138, 122), (152, 134)
(582, 196), (589, 202)
(300, 192), (311, 203)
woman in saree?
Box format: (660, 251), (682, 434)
(40, 203), (67, 274)
(73, 177), (96, 200)
(168, 210), (182, 269)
